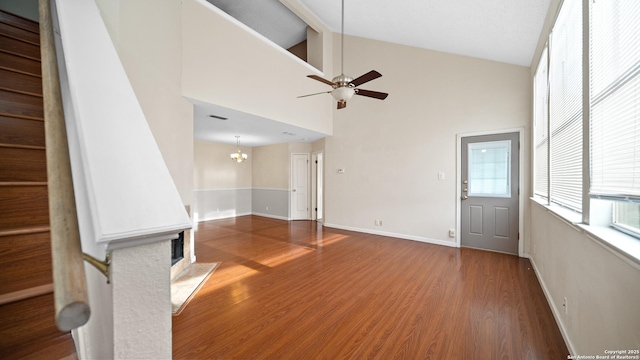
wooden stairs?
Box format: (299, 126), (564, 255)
(0, 10), (76, 359)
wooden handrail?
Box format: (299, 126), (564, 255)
(39, 0), (90, 332)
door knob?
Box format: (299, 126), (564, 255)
(461, 195), (468, 200)
(463, 180), (468, 184)
(463, 188), (468, 192)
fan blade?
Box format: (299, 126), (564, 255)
(337, 101), (347, 109)
(350, 70), (382, 87)
(355, 88), (389, 100)
(307, 75), (336, 86)
(298, 91), (331, 98)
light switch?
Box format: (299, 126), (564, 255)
(438, 172), (445, 180)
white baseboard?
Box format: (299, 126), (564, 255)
(527, 255), (576, 355)
(251, 212), (290, 221)
(197, 212), (252, 223)
(323, 223), (458, 248)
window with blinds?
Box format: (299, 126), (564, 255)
(532, 0), (640, 239)
(549, 0), (583, 212)
(589, 0), (640, 202)
(534, 48), (549, 199)
(590, 0), (640, 236)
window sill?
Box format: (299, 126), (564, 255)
(577, 225), (640, 269)
(530, 197), (640, 270)
(530, 197), (582, 225)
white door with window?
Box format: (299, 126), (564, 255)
(290, 153), (309, 220)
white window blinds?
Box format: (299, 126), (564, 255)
(549, 0), (583, 212)
(589, 0), (640, 202)
(534, 48), (549, 199)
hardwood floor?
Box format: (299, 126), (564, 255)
(172, 216), (568, 359)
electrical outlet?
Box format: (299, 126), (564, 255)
(448, 229), (455, 238)
(374, 220), (383, 226)
(266, 206), (269, 211)
(562, 297), (568, 314)
(379, 220), (383, 226)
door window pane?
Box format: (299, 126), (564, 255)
(468, 140), (511, 197)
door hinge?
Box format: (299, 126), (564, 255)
(518, 232), (520, 240)
(315, 207), (317, 211)
(315, 160), (318, 164)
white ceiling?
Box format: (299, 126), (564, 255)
(298, 0), (551, 67)
(195, 0), (551, 147)
(191, 98), (328, 147)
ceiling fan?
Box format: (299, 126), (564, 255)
(298, 0), (388, 109)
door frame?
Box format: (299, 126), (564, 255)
(290, 153), (310, 220)
(456, 127), (525, 256)
(311, 151), (324, 223)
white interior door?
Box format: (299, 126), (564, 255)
(290, 153), (309, 220)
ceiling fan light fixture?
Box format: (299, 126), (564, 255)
(297, 0), (388, 108)
(331, 87), (355, 102)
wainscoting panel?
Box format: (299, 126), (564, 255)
(252, 188), (289, 220)
(193, 188), (252, 222)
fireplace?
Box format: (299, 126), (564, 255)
(171, 231), (184, 266)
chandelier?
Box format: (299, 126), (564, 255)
(230, 136), (248, 163)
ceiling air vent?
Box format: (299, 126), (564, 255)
(208, 114), (228, 120)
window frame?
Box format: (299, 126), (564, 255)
(531, 0), (640, 250)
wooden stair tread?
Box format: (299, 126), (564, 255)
(0, 181), (47, 186)
(0, 51), (41, 77)
(0, 293), (69, 357)
(0, 284), (53, 306)
(0, 111), (44, 121)
(0, 67), (43, 97)
(0, 146), (47, 182)
(0, 184), (49, 229)
(0, 88), (44, 119)
(0, 225), (50, 237)
(0, 34), (40, 61)
(0, 10), (39, 35)
(0, 115), (45, 147)
(0, 142), (45, 150)
(0, 22), (39, 46)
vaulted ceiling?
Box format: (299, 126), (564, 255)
(198, 0), (551, 146)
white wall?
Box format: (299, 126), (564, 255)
(526, 0), (640, 354)
(252, 143), (289, 189)
(181, 0), (333, 136)
(95, 0), (194, 207)
(530, 204), (640, 354)
(194, 140), (252, 190)
(193, 140), (252, 221)
(193, 142), (315, 221)
(324, 34), (531, 245)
